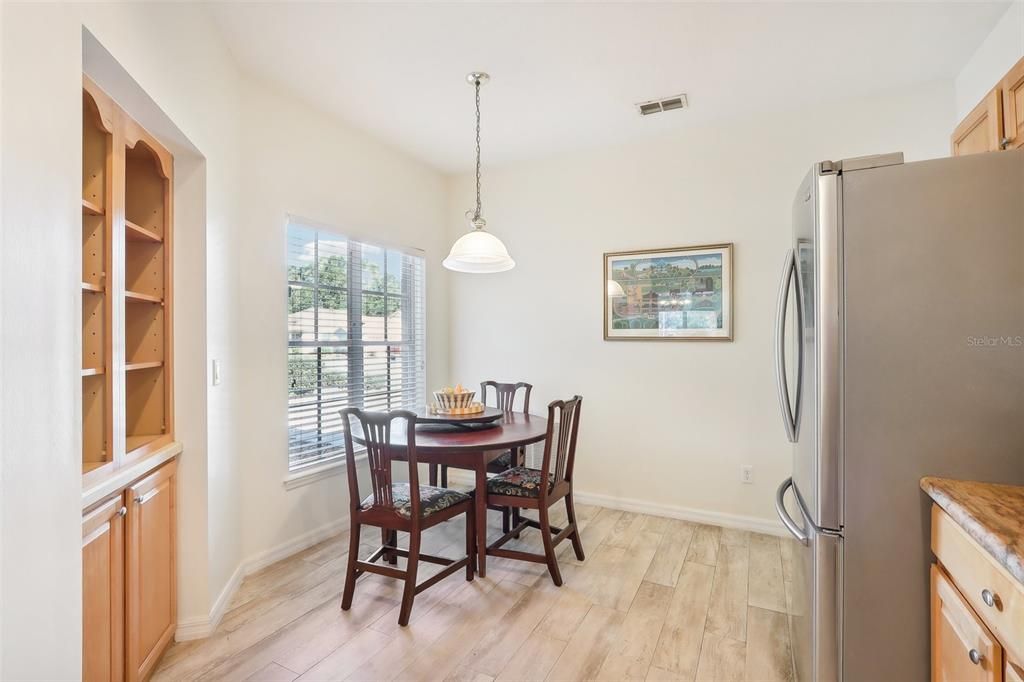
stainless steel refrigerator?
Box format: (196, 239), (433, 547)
(773, 150), (1024, 682)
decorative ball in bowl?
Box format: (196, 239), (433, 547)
(433, 389), (476, 410)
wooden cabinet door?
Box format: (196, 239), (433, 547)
(1001, 57), (1024, 150)
(932, 565), (1002, 682)
(952, 89), (1004, 156)
(126, 461), (176, 681)
(83, 496), (126, 682)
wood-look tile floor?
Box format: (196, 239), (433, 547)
(153, 504), (795, 682)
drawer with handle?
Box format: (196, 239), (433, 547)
(932, 564), (1002, 681)
(931, 504), (1024, 662)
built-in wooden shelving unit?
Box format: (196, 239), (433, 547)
(81, 76), (174, 483)
(81, 75), (178, 682)
(82, 84), (111, 478)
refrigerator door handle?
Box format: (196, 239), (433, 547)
(774, 249), (802, 443)
(776, 477), (809, 545)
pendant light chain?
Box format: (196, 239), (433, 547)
(443, 71), (514, 273)
(474, 78), (483, 222)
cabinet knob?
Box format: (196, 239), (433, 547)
(981, 589), (998, 608)
(1000, 137), (1011, 150)
(969, 649), (983, 665)
(118, 506), (127, 517)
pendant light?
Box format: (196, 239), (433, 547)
(443, 72), (515, 274)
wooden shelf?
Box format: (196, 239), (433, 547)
(82, 281), (103, 293)
(82, 198), (103, 216)
(82, 367), (104, 377)
(126, 220), (162, 243)
(126, 434), (162, 453)
(83, 461), (107, 474)
(126, 361), (162, 371)
(125, 290), (162, 304)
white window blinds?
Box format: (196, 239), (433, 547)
(287, 222), (426, 470)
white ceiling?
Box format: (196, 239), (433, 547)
(210, 1), (1009, 173)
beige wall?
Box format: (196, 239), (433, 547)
(447, 81), (954, 529)
(1, 4), (83, 678)
(234, 75), (449, 567)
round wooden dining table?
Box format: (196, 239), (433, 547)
(355, 409), (548, 577)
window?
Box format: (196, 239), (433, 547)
(287, 222), (426, 471)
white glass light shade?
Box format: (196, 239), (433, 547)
(607, 280), (626, 297)
(442, 229), (515, 273)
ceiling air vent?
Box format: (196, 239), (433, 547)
(636, 94), (688, 116)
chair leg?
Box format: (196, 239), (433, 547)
(511, 507), (522, 539)
(502, 507), (511, 535)
(565, 493), (586, 561)
(341, 522), (361, 610)
(429, 464), (438, 486)
(538, 505), (563, 587)
(465, 508), (476, 581)
(441, 465), (448, 488)
(398, 530), (421, 626)
(382, 528), (398, 565)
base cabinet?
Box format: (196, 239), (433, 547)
(83, 459), (176, 682)
(127, 462), (177, 681)
(931, 504), (1024, 682)
(932, 565), (1003, 682)
(83, 497), (126, 682)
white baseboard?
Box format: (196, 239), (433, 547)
(175, 515), (349, 641)
(570, 490), (787, 537)
(175, 560), (244, 641)
(445, 470), (785, 537)
(243, 515), (350, 576)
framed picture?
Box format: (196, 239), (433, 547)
(604, 243), (733, 341)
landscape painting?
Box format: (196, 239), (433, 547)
(604, 243), (733, 340)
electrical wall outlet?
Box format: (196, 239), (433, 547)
(741, 465), (754, 484)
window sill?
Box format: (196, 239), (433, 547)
(283, 453), (364, 491)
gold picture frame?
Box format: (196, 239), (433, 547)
(604, 243), (734, 341)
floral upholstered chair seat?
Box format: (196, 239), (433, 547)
(486, 466), (555, 498)
(360, 483), (470, 519)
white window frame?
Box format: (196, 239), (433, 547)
(285, 219), (427, 484)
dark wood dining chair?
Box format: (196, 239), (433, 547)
(483, 395), (586, 586)
(436, 380), (533, 487)
(339, 408), (474, 626)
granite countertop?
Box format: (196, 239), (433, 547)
(921, 476), (1024, 586)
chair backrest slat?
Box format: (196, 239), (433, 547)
(341, 408), (419, 517)
(481, 380), (532, 414)
(540, 395), (583, 495)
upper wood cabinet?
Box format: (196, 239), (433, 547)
(932, 565), (1002, 682)
(126, 460), (177, 682)
(83, 497), (126, 682)
(952, 56), (1024, 156)
(1000, 57), (1024, 150)
(952, 89), (1003, 156)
